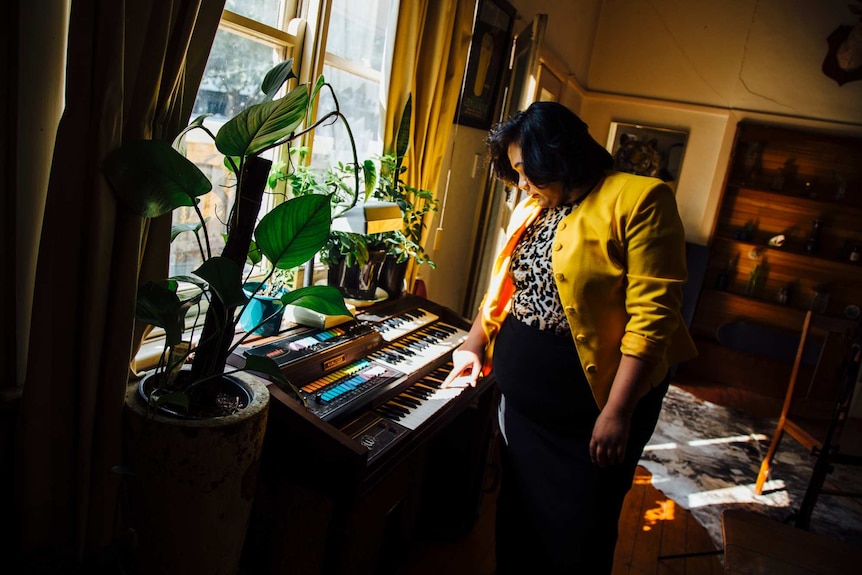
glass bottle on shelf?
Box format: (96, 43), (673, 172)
(744, 263), (761, 297)
(805, 219), (823, 255)
(850, 245), (861, 263)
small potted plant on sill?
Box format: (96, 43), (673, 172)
(239, 267), (295, 336)
(292, 95), (438, 301)
(102, 60), (360, 575)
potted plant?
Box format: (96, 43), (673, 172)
(299, 96), (438, 300)
(238, 267), (294, 336)
(102, 60), (358, 575)
(370, 140), (438, 298)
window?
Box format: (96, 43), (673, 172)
(169, 0), (398, 277)
(310, 0), (398, 168)
(170, 3), (299, 277)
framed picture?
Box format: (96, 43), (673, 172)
(455, 0), (516, 130)
(606, 122), (689, 184)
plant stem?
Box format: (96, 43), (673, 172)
(192, 202), (212, 260)
(190, 156), (272, 393)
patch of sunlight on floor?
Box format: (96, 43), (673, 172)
(634, 474), (653, 486)
(642, 499), (676, 531)
(643, 433), (769, 452)
(687, 480), (790, 509)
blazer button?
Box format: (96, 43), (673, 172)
(575, 334), (587, 343)
(558, 221), (567, 231)
(586, 364), (597, 374)
(564, 306), (577, 314)
(555, 272), (565, 281)
(553, 242), (563, 251)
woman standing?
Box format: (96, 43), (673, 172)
(443, 101), (697, 573)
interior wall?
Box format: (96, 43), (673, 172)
(506, 0), (603, 87)
(588, 0), (862, 125)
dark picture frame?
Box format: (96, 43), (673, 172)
(455, 0), (516, 130)
(606, 122), (689, 185)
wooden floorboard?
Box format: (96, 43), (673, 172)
(656, 475), (688, 574)
(395, 464), (722, 575)
(612, 468), (645, 573)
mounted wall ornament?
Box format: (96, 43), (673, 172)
(822, 1), (862, 85)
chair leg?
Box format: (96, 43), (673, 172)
(755, 311), (814, 496)
(755, 425), (785, 495)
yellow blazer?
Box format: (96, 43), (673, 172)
(479, 171), (698, 408)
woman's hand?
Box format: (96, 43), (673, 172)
(590, 354), (653, 467)
(442, 346), (483, 388)
(590, 408), (631, 468)
(442, 316), (488, 388)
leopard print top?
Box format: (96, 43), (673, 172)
(509, 202), (579, 335)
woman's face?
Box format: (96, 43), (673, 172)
(507, 143), (568, 209)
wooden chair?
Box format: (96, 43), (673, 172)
(753, 310), (862, 528)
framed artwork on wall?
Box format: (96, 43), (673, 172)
(455, 0), (516, 130)
(606, 122), (689, 186)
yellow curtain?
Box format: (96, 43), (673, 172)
(385, 0), (475, 291)
(16, 0), (225, 567)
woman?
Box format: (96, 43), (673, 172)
(442, 101), (697, 573)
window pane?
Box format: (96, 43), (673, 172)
(327, 0), (392, 71)
(312, 65), (382, 169)
(226, 0), (284, 29)
(172, 29), (283, 277)
(193, 28), (282, 120)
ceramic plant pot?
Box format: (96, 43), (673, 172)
(327, 248), (387, 300)
(123, 370), (269, 575)
(238, 281), (287, 336)
(377, 255), (409, 299)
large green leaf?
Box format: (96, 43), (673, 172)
(215, 85), (310, 158)
(394, 94), (412, 166)
(255, 194), (331, 270)
(309, 76), (326, 123)
(103, 140), (211, 218)
(172, 114), (210, 149)
(246, 240), (263, 266)
(242, 355), (291, 388)
(363, 159), (377, 202)
(170, 218), (209, 243)
(281, 285), (353, 317)
(191, 257), (247, 308)
(169, 275), (207, 290)
(260, 59), (296, 101)
(135, 281), (186, 346)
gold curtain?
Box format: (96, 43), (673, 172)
(385, 0), (475, 291)
(17, 0), (225, 566)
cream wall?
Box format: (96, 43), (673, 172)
(588, 0), (862, 125)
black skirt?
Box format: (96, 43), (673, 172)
(492, 314), (667, 574)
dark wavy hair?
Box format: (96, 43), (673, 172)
(486, 101), (613, 190)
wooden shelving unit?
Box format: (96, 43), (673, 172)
(681, 123), (862, 398)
